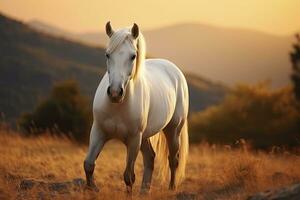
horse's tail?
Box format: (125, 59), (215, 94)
(150, 121), (189, 186)
(177, 121), (189, 185)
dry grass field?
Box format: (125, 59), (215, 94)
(0, 129), (300, 200)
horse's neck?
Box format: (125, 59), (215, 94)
(126, 69), (145, 101)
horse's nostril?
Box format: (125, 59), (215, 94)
(107, 86), (111, 96)
(119, 88), (124, 96)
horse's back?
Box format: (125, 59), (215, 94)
(145, 59), (186, 84)
(145, 58), (189, 108)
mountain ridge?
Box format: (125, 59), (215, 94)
(29, 19), (294, 87)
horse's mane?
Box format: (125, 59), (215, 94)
(106, 28), (146, 80)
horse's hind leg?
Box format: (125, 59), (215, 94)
(164, 119), (185, 190)
(140, 138), (156, 193)
(84, 122), (107, 191)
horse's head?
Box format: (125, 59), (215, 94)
(105, 22), (140, 103)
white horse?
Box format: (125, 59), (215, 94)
(84, 22), (189, 193)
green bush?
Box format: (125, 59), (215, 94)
(189, 83), (300, 149)
(19, 80), (92, 142)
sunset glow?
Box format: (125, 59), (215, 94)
(0, 0), (299, 35)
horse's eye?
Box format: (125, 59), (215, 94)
(105, 53), (110, 59)
(131, 54), (136, 61)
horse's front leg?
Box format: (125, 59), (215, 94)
(124, 132), (142, 193)
(84, 122), (107, 191)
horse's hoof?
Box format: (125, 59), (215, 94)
(85, 184), (99, 192)
(126, 185), (132, 194)
(139, 188), (150, 195)
(169, 185), (176, 191)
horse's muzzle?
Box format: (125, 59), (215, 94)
(107, 86), (124, 103)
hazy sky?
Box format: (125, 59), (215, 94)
(0, 0), (299, 35)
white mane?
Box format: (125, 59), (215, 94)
(106, 28), (146, 79)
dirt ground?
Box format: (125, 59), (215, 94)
(0, 131), (299, 200)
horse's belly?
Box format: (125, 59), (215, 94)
(143, 126), (163, 138)
(142, 107), (174, 138)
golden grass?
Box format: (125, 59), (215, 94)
(0, 130), (299, 199)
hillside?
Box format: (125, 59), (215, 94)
(29, 20), (294, 87)
(144, 24), (293, 87)
(0, 14), (107, 122)
(0, 14), (226, 123)
(28, 20), (107, 47)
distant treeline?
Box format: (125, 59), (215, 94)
(189, 83), (300, 149)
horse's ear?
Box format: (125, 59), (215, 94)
(106, 21), (114, 37)
(131, 23), (139, 39)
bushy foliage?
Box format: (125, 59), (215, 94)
(290, 34), (300, 102)
(189, 83), (300, 149)
(18, 80), (92, 142)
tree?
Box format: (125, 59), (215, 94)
(19, 80), (92, 142)
(290, 34), (300, 102)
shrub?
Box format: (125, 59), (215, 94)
(18, 80), (92, 142)
(189, 83), (300, 149)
